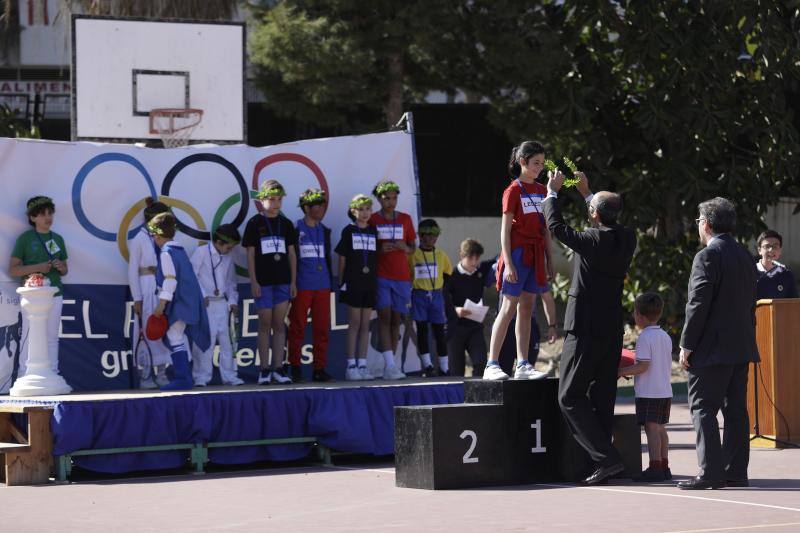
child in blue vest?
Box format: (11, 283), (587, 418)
(149, 212), (210, 391)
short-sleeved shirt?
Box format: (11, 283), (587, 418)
(242, 213), (297, 286)
(634, 325), (673, 399)
(369, 211), (416, 281)
(756, 261), (798, 299)
(502, 179), (547, 249)
(409, 248), (452, 291)
(295, 218), (331, 291)
(12, 230), (68, 296)
(335, 224), (378, 290)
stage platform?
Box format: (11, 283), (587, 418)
(0, 378), (464, 481)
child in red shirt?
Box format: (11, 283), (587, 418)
(369, 180), (416, 380)
(485, 141), (554, 381)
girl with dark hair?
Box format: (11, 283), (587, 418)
(484, 142), (554, 380)
(128, 197), (172, 388)
(336, 194), (379, 380)
(9, 196), (69, 377)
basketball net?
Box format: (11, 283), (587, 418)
(149, 108), (204, 148)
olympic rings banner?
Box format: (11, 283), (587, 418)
(0, 131), (421, 392)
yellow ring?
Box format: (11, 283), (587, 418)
(117, 196), (207, 262)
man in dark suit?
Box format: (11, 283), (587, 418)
(543, 172), (637, 485)
(678, 197), (759, 490)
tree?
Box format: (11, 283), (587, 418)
(484, 1), (800, 332)
(248, 0), (475, 129)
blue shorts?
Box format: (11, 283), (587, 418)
(411, 289), (447, 324)
(501, 247), (549, 297)
(254, 284), (290, 310)
(376, 277), (412, 314)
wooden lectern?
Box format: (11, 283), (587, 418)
(749, 299), (800, 447)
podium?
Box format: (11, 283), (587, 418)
(749, 299), (800, 447)
(395, 379), (641, 489)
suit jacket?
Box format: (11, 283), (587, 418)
(543, 196), (637, 335)
(680, 234), (760, 367)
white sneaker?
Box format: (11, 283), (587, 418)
(383, 365), (406, 380)
(257, 370), (272, 385)
(194, 381), (208, 387)
(271, 368), (293, 384)
(224, 377), (245, 386)
(358, 366), (375, 381)
(155, 369), (170, 388)
(345, 365), (363, 381)
(139, 376), (158, 390)
(483, 364), (510, 380)
(514, 362), (548, 380)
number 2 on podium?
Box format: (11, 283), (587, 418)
(460, 430), (479, 464)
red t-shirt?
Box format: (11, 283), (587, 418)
(369, 211), (417, 281)
(502, 179), (547, 248)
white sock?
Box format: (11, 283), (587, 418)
(420, 353), (432, 368)
(347, 358), (356, 368)
(439, 356), (449, 373)
(382, 350), (395, 367)
(357, 358), (367, 368)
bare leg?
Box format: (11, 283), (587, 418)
(378, 307), (393, 352)
(357, 308), (372, 357)
(660, 425), (669, 462)
(346, 305), (362, 356)
(515, 291), (537, 363)
(488, 294), (519, 362)
(644, 422), (663, 462)
(257, 308), (273, 371)
(390, 311), (403, 352)
(270, 301), (289, 370)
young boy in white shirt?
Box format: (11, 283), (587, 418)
(190, 224), (243, 386)
(619, 292), (673, 482)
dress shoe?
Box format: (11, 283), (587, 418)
(582, 462), (625, 485)
(290, 365), (304, 383)
(677, 476), (726, 490)
(726, 478), (749, 487)
(312, 369), (334, 382)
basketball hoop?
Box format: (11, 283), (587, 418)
(148, 108), (203, 148)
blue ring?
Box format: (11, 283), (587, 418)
(73, 153), (157, 241)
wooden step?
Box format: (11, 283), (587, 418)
(0, 443), (31, 453)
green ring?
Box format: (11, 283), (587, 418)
(211, 192), (250, 278)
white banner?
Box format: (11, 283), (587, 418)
(0, 132), (421, 391)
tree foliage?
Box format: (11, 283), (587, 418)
(249, 1), (800, 332)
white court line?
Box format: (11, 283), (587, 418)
(322, 464), (395, 475)
(662, 522), (800, 533)
(539, 483), (800, 513)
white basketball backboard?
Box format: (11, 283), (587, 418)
(71, 15), (245, 144)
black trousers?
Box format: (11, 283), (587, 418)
(447, 322), (487, 377)
(687, 363), (750, 481)
(558, 331), (622, 467)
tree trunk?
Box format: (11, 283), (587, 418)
(384, 52), (404, 127)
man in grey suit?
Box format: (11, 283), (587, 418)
(678, 197), (759, 490)
(544, 171), (637, 485)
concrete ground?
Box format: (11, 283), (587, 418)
(2, 400), (798, 533)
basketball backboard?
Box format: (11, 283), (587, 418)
(71, 15), (245, 145)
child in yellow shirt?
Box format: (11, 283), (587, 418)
(408, 219), (453, 376)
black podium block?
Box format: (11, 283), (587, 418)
(613, 414), (642, 478)
(394, 404), (506, 489)
(464, 378), (564, 483)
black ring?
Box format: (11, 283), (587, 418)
(161, 154), (249, 240)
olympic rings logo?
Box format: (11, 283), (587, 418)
(71, 151), (329, 262)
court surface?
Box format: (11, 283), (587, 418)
(2, 400), (798, 533)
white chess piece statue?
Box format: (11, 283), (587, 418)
(10, 286), (72, 396)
